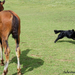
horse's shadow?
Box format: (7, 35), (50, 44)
(10, 49), (44, 75)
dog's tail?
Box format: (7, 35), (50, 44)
(54, 30), (64, 34)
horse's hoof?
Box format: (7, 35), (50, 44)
(0, 60), (4, 66)
(2, 69), (8, 75)
(18, 72), (21, 75)
(2, 73), (5, 75)
(0, 63), (4, 66)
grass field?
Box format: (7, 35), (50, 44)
(0, 0), (75, 75)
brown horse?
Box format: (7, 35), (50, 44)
(0, 0), (21, 75)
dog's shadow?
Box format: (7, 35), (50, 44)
(63, 70), (75, 74)
(10, 49), (44, 75)
(57, 40), (75, 44)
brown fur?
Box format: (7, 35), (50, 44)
(0, 0), (21, 75)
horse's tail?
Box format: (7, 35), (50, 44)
(12, 15), (19, 39)
(54, 30), (64, 34)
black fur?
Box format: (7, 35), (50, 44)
(54, 29), (75, 43)
(12, 15), (19, 39)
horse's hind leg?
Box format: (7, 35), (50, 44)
(15, 37), (21, 74)
(0, 40), (4, 65)
(2, 37), (10, 75)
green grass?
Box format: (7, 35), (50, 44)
(0, 0), (75, 75)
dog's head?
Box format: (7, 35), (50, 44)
(71, 29), (75, 40)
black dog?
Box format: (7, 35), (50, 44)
(54, 29), (75, 43)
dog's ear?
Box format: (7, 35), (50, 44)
(72, 29), (74, 32)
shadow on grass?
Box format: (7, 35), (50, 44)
(63, 70), (75, 74)
(57, 40), (75, 44)
(10, 49), (44, 75)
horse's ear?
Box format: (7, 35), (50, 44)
(1, 0), (5, 5)
(3, 0), (5, 4)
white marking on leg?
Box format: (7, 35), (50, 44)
(0, 44), (3, 60)
(4, 61), (9, 71)
(17, 57), (20, 69)
(16, 49), (20, 69)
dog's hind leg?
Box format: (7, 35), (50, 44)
(54, 33), (64, 43)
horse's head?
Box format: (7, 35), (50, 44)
(0, 0), (5, 11)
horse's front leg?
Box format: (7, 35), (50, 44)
(15, 38), (21, 75)
(0, 40), (4, 66)
(2, 39), (10, 75)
